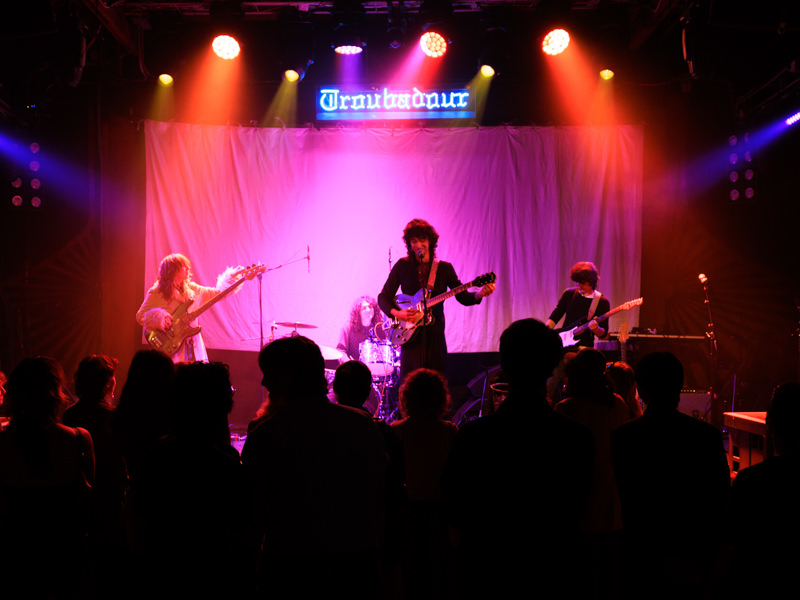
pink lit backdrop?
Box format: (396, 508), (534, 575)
(143, 121), (643, 354)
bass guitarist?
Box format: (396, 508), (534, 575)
(546, 261), (610, 349)
(378, 219), (495, 382)
(136, 253), (242, 362)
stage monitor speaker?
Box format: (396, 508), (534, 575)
(678, 390), (711, 422)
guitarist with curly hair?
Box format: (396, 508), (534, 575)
(378, 219), (496, 383)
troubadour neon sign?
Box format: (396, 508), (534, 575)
(316, 86), (476, 120)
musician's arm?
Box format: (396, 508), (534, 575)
(590, 297), (612, 339)
(336, 326), (354, 361)
(445, 263), (482, 307)
(547, 290), (571, 329)
(136, 286), (173, 331)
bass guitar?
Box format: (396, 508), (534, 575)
(145, 263), (266, 356)
(558, 297), (643, 347)
(389, 272), (496, 346)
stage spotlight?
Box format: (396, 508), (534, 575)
(420, 31), (447, 58)
(542, 29), (569, 56)
(285, 69), (301, 83)
(332, 0), (366, 54)
(212, 35), (240, 60)
(599, 69), (614, 80)
(334, 41), (364, 55)
(786, 110), (800, 126)
(158, 73), (174, 87)
(480, 65), (495, 79)
(387, 1), (407, 49)
(8, 140), (44, 209)
(727, 132), (757, 203)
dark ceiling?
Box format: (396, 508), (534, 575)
(1, 1), (799, 126)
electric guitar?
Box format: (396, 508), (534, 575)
(145, 263), (266, 356)
(558, 297), (643, 347)
(388, 272), (496, 346)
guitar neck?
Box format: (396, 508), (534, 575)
(573, 305), (624, 335)
(425, 282), (473, 309)
(186, 276), (248, 321)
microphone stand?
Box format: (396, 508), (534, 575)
(418, 252), (430, 372)
(700, 275), (722, 428)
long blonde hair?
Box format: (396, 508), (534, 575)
(156, 253), (191, 301)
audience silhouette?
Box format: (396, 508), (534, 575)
(63, 355), (127, 595)
(131, 361), (250, 598)
(718, 382), (800, 597)
(605, 360), (642, 419)
(442, 319), (595, 600)
(554, 347), (632, 599)
(242, 337), (387, 599)
(2, 330), (760, 599)
(0, 357), (96, 599)
(611, 351), (729, 600)
(334, 360), (407, 598)
(391, 368), (458, 600)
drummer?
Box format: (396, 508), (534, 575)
(337, 296), (385, 362)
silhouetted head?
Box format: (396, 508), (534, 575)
(121, 349), (176, 399)
(499, 318), (563, 390)
(6, 357), (69, 425)
(767, 383), (800, 455)
(606, 360), (637, 406)
(564, 347), (614, 402)
(333, 360), (373, 410)
(173, 361), (234, 441)
(635, 351), (684, 410)
(399, 368), (451, 420)
(258, 336), (328, 406)
(74, 354), (119, 403)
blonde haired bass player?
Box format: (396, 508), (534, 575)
(137, 253), (265, 362)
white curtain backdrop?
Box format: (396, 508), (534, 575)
(144, 121), (643, 355)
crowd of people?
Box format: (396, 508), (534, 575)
(0, 320), (797, 599)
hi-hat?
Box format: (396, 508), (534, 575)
(274, 321), (317, 329)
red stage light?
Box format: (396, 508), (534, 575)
(212, 35), (240, 60)
(542, 29), (570, 56)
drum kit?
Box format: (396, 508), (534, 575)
(273, 319), (402, 422)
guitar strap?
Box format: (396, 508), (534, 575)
(426, 259), (440, 295)
(588, 290), (602, 319)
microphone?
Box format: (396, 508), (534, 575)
(307, 245), (310, 274)
(416, 249), (424, 260)
(698, 273), (708, 284)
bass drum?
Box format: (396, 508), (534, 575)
(359, 339), (399, 380)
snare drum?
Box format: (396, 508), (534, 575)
(359, 339), (398, 379)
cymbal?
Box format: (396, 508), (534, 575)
(319, 345), (344, 361)
(274, 321), (317, 329)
